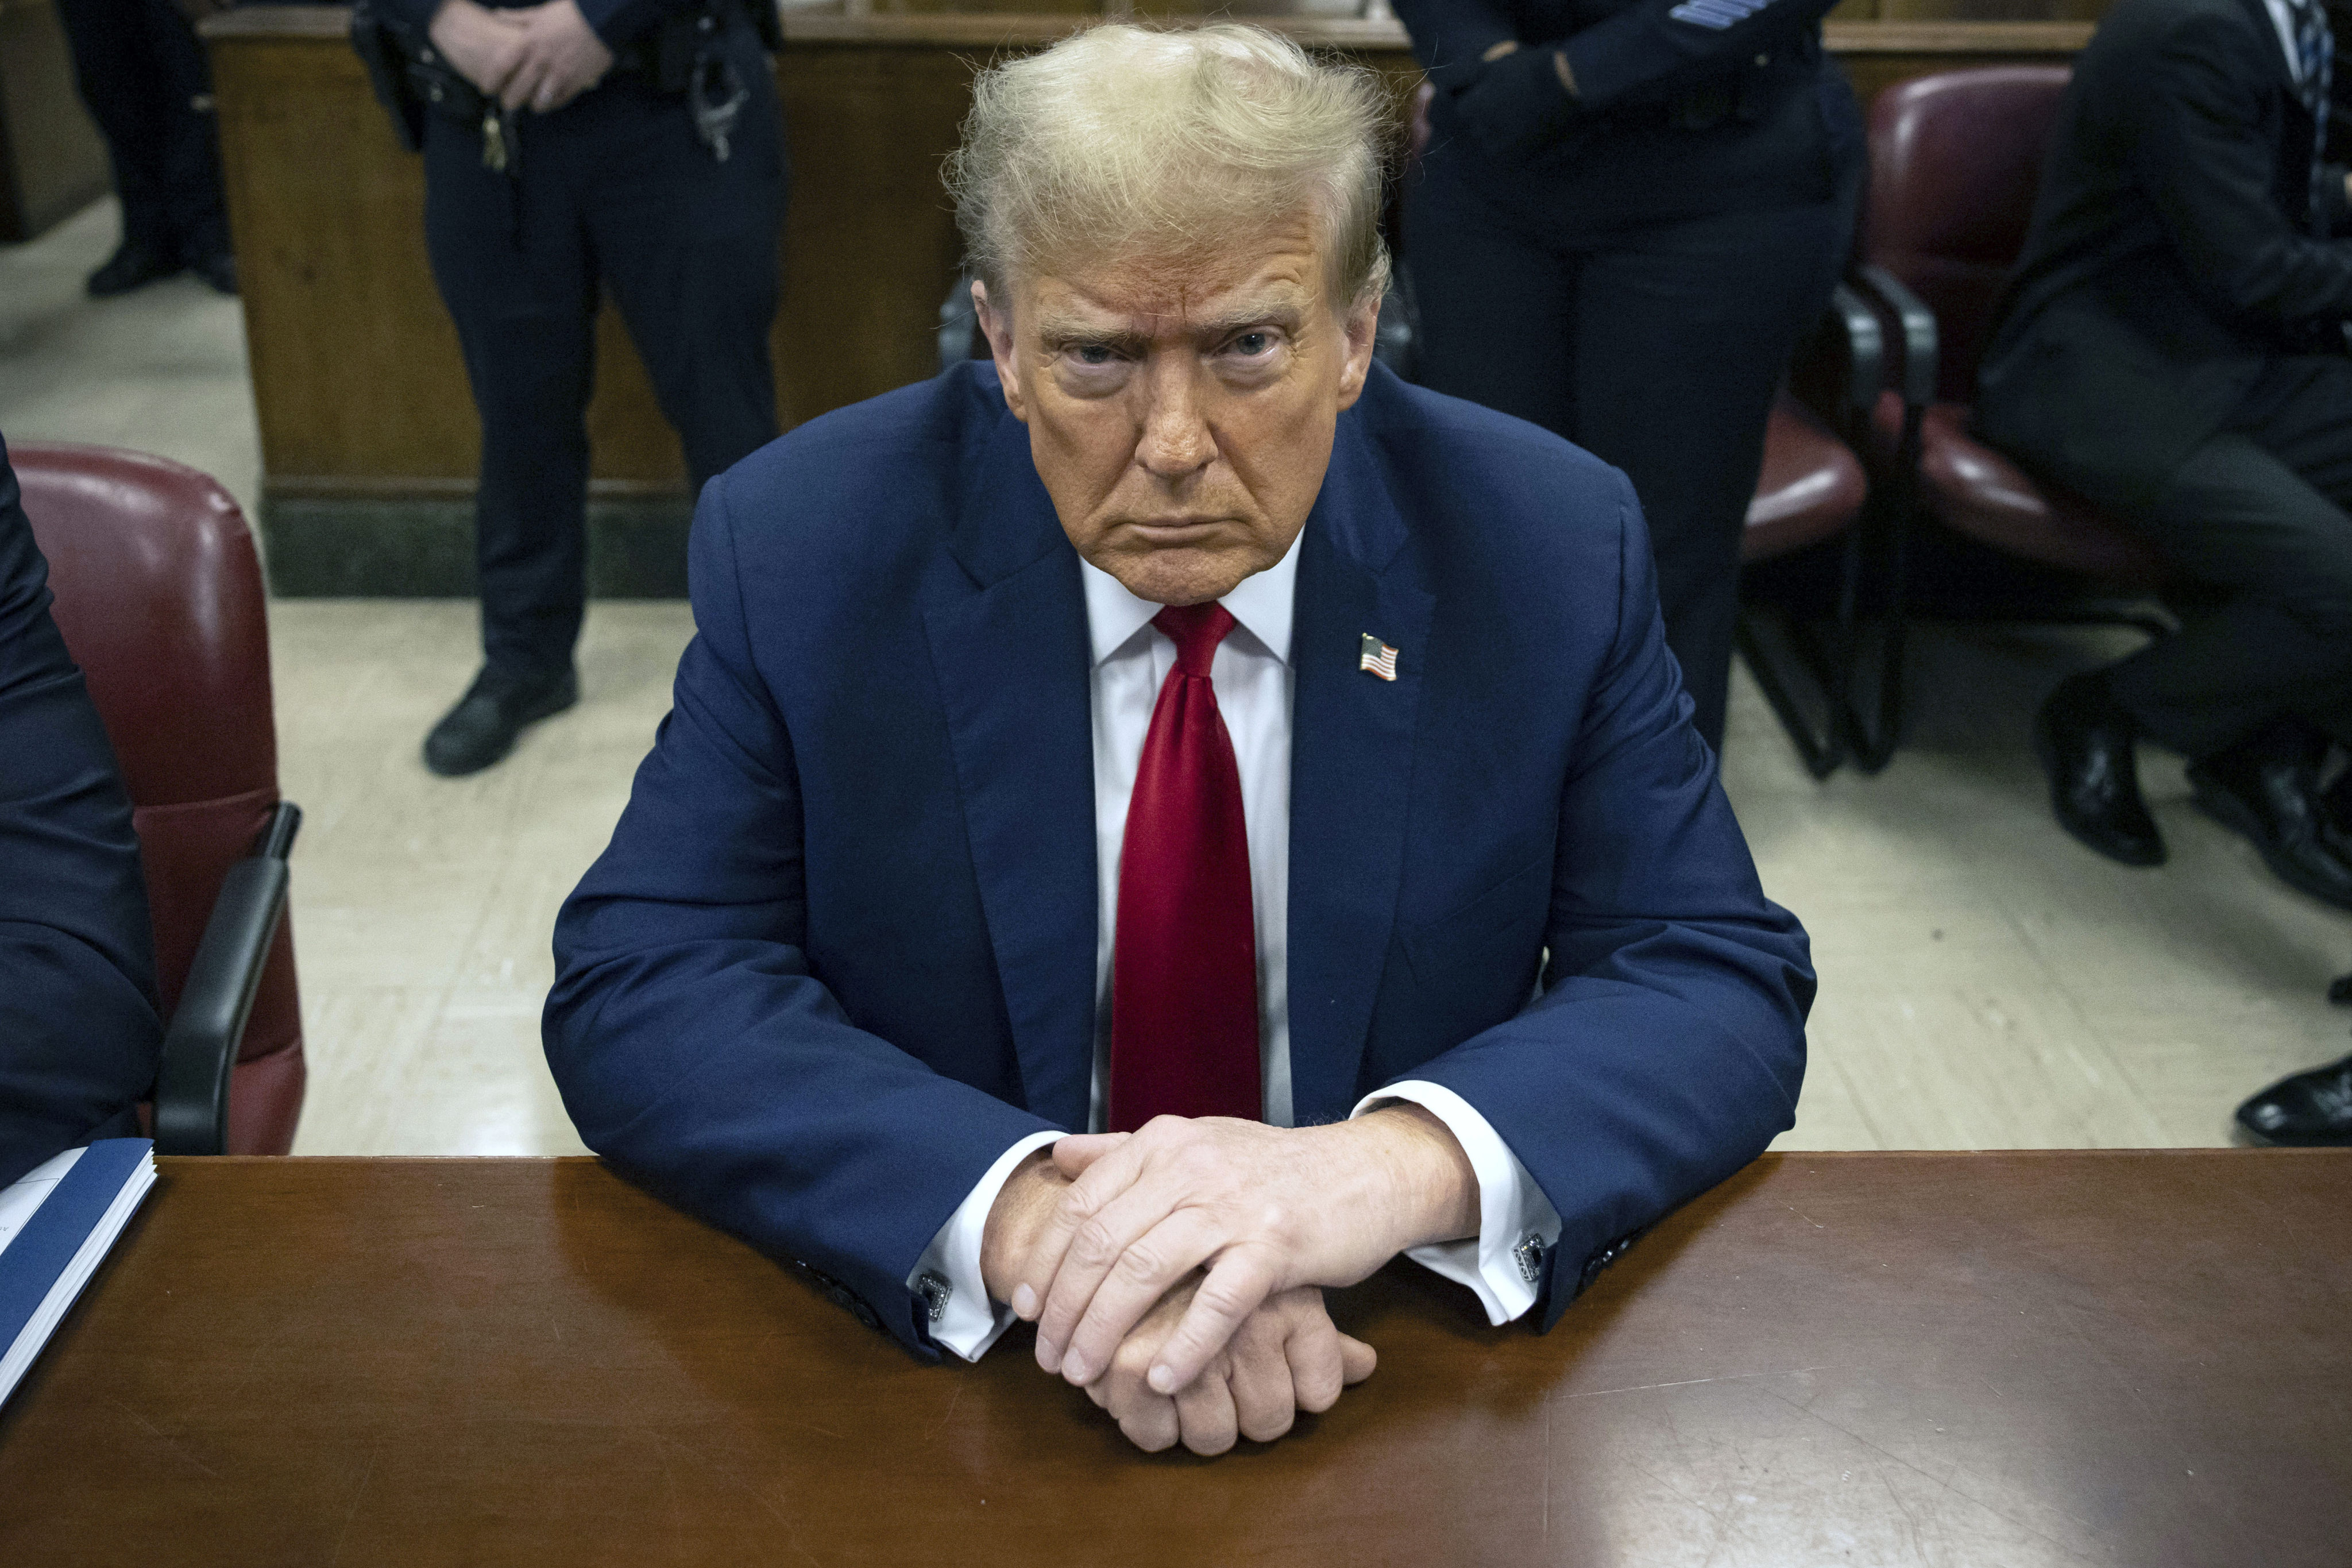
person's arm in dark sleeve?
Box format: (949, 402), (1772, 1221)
(1397, 0), (1841, 160)
(2133, 10), (2352, 323)
(543, 469), (1061, 1361)
(0, 441), (161, 1189)
(365, 0), (447, 36)
(1373, 472), (1814, 1328)
(1392, 0), (1524, 95)
(573, 0), (694, 48)
(1395, 0), (1581, 160)
(1557, 0), (1843, 115)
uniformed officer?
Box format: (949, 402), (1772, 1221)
(359, 0), (786, 775)
(55, 0), (236, 296)
(1392, 0), (1862, 753)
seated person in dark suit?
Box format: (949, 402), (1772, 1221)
(0, 434), (163, 1187)
(1979, 0), (2352, 906)
(546, 24), (1814, 1457)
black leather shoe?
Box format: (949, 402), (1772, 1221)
(2033, 670), (2164, 866)
(2187, 737), (2352, 912)
(2236, 1053), (2352, 1145)
(2322, 767), (2352, 860)
(423, 665), (578, 778)
(191, 250), (237, 296)
(87, 241), (180, 298)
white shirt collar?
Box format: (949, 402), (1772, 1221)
(1077, 527), (1302, 668)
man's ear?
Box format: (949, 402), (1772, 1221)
(1334, 286), (1382, 411)
(973, 280), (1028, 424)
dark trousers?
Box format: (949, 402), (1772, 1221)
(1404, 147), (1850, 752)
(422, 29), (785, 676)
(55, 0), (227, 259)
(2107, 355), (2352, 758)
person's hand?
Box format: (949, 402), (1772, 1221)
(427, 0), (531, 101)
(1009, 1108), (1476, 1403)
(497, 0), (615, 115)
(1083, 1275), (1376, 1455)
(1449, 42), (1580, 161)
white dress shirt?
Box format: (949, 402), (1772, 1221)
(909, 532), (1563, 1360)
(2264, 0), (2310, 84)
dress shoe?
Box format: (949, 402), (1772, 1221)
(190, 250), (237, 296)
(423, 664), (578, 778)
(2186, 739), (2352, 912)
(2033, 670), (2165, 866)
(2235, 1053), (2352, 1145)
(2322, 767), (2352, 860)
(86, 241), (180, 298)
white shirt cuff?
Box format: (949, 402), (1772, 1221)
(1350, 1080), (1562, 1326)
(906, 1130), (1064, 1362)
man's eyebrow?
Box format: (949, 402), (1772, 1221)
(1193, 299), (1307, 338)
(1032, 293), (1312, 351)
(1035, 318), (1150, 352)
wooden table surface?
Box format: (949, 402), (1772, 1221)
(1, 1152), (2345, 1565)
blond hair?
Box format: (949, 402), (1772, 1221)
(945, 23), (1392, 308)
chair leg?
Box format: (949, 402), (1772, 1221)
(1845, 405), (1920, 774)
(1736, 515), (1863, 779)
(1736, 607), (1848, 779)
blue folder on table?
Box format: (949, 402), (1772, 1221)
(0, 1138), (156, 1407)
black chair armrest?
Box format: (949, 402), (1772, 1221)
(153, 802), (301, 1156)
(1852, 263), (1939, 410)
(1790, 279), (1887, 430)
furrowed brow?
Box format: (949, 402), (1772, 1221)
(1195, 300), (1307, 341)
(1035, 316), (1148, 354)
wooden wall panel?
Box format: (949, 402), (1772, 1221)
(0, 0), (112, 242)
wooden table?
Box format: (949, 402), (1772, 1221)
(2, 1152), (2345, 1565)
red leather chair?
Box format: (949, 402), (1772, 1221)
(1855, 67), (2168, 764)
(1738, 381), (1874, 775)
(13, 443), (306, 1156)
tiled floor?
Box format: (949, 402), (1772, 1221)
(7, 199), (2349, 1158)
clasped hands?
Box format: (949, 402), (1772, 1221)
(428, 0), (614, 115)
(978, 1106), (1478, 1455)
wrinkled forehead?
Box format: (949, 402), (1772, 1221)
(1009, 218), (1337, 339)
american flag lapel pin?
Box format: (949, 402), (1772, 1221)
(1358, 633), (1399, 682)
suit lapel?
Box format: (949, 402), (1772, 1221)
(923, 410), (1096, 1130)
(2230, 0), (2305, 96)
(1285, 412), (1434, 1123)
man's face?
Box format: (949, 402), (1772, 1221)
(975, 217), (1381, 607)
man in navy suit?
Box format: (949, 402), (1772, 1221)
(0, 434), (162, 1188)
(547, 23), (1813, 1455)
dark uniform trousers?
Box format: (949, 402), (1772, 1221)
(2106, 356), (2352, 757)
(55, 0), (229, 262)
(422, 20), (785, 677)
(1406, 151), (1847, 748)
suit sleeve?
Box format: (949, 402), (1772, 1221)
(1392, 0), (1524, 96)
(363, 0), (690, 47)
(1557, 0), (1841, 114)
(0, 442), (161, 1189)
(1375, 472), (1813, 1329)
(2133, 11), (2352, 326)
(544, 472), (1059, 1361)
(1397, 0), (1839, 158)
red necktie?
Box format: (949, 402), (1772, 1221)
(1108, 604), (1261, 1132)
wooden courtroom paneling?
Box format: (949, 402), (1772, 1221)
(0, 0), (113, 242)
(202, 5), (2095, 515)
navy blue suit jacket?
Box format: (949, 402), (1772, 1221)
(0, 436), (161, 1188)
(546, 361), (1813, 1359)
